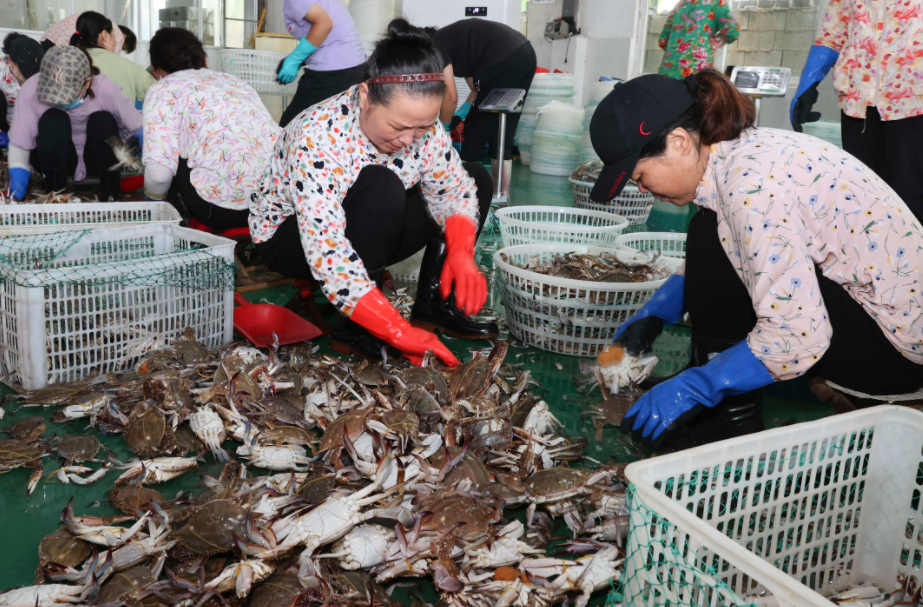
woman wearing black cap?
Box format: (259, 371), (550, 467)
(427, 19), (536, 197)
(590, 69), (923, 448)
(250, 19), (497, 366)
(0, 33), (44, 136)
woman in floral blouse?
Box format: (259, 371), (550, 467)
(588, 69), (923, 449)
(250, 19), (496, 366)
(658, 0), (738, 79)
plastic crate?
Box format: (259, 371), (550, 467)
(386, 248), (425, 283)
(570, 179), (654, 225)
(493, 244), (681, 356)
(0, 202), (182, 236)
(0, 225), (235, 389)
(623, 406), (923, 607)
(495, 206), (630, 248)
(219, 49), (300, 96)
(617, 231), (687, 259)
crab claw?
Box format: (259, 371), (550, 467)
(434, 565), (464, 592)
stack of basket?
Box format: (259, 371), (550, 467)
(530, 101), (585, 177)
(515, 72), (577, 166)
(0, 203), (235, 390)
(579, 81), (617, 163)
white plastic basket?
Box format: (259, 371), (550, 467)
(0, 202), (182, 236)
(386, 248), (425, 283)
(495, 206), (629, 248)
(0, 225), (235, 389)
(570, 179), (655, 225)
(493, 244), (681, 356)
(624, 406), (923, 607)
(219, 49), (301, 96)
(617, 231), (687, 259)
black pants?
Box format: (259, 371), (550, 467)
(0, 94), (8, 133)
(461, 42), (537, 162)
(256, 162), (493, 281)
(279, 64), (366, 129)
(170, 158), (249, 231)
(841, 107), (923, 222)
(684, 208), (923, 396)
(33, 109), (119, 179)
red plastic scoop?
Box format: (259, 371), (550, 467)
(233, 292), (323, 348)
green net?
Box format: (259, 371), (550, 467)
(0, 229), (235, 290)
(613, 428), (876, 607)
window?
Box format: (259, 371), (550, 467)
(224, 0), (261, 49)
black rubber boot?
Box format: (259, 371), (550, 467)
(99, 166), (122, 201)
(655, 333), (764, 452)
(329, 268), (393, 362)
(43, 168), (67, 193)
(409, 236), (499, 339)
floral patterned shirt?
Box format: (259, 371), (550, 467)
(0, 58), (18, 126)
(658, 0), (739, 79)
(695, 127), (923, 381)
(817, 0), (923, 121)
(249, 85), (481, 314)
(142, 69), (280, 209)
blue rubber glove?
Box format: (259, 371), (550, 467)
(622, 340), (774, 440)
(277, 37), (318, 84)
(614, 273), (685, 342)
(455, 101), (472, 121)
(790, 45), (838, 132)
(133, 127), (144, 149)
(9, 167), (30, 201)
(0, 131), (8, 149)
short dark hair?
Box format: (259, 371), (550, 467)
(69, 11), (113, 50)
(149, 27), (206, 74)
(2, 32), (25, 56)
(40, 39), (55, 52)
(118, 25), (137, 53)
(362, 18), (445, 106)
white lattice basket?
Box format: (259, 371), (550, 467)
(495, 206), (630, 248)
(386, 248), (425, 284)
(219, 49), (301, 96)
(616, 231), (687, 259)
(0, 225), (235, 389)
(625, 406), (923, 607)
(493, 244), (681, 357)
(0, 202), (181, 236)
(570, 179), (655, 225)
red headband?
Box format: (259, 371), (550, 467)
(367, 73), (445, 85)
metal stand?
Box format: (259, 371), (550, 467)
(494, 113), (509, 204)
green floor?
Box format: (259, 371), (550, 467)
(0, 160), (834, 594)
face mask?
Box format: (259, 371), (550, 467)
(56, 96), (84, 111)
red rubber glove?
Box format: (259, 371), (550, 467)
(351, 288), (459, 367)
(440, 215), (487, 317)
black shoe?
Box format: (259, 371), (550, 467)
(43, 168), (67, 193)
(653, 332), (764, 452)
(409, 237), (499, 339)
(99, 167), (122, 201)
(329, 315), (392, 361)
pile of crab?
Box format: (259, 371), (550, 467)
(0, 331), (629, 607)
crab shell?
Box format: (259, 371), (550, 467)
(596, 344), (658, 394)
(329, 524), (396, 570)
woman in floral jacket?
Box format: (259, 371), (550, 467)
(658, 0), (739, 79)
(588, 69), (923, 449)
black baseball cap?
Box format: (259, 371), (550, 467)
(589, 74), (698, 202)
(7, 36), (44, 80)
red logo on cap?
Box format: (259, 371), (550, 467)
(639, 122), (651, 136)
(609, 171), (627, 197)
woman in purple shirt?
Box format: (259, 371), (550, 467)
(276, 0), (367, 127)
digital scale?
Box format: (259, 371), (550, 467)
(476, 88), (527, 204)
(729, 66), (791, 127)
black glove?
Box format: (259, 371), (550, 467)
(791, 82), (821, 133)
(449, 115), (463, 133)
(614, 316), (664, 358)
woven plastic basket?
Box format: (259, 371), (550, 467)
(570, 179), (655, 225)
(623, 406), (923, 607)
(386, 248), (425, 283)
(0, 202), (182, 236)
(219, 49), (300, 96)
(0, 225), (235, 389)
(616, 231), (687, 259)
(493, 244), (681, 356)
(495, 206), (630, 248)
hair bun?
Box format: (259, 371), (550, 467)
(386, 18), (433, 45)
